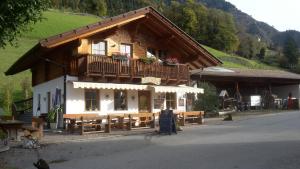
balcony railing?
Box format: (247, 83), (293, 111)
(74, 55), (190, 83)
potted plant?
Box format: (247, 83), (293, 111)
(139, 56), (156, 64)
(0, 129), (9, 152)
(47, 108), (57, 129)
(164, 57), (179, 65)
(112, 52), (128, 61)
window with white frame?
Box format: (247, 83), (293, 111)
(166, 93), (176, 110)
(120, 44), (132, 58)
(114, 90), (128, 110)
(92, 40), (106, 55)
(85, 89), (99, 111)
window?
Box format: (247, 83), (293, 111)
(92, 40), (106, 55)
(85, 90), (99, 111)
(147, 48), (156, 58)
(154, 93), (165, 109)
(114, 90), (128, 110)
(166, 93), (176, 110)
(120, 44), (132, 58)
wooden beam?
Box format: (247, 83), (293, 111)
(43, 15), (147, 48)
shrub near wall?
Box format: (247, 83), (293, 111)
(194, 82), (219, 117)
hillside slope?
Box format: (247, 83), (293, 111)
(203, 45), (277, 70)
(0, 10), (100, 91)
(197, 0), (300, 48)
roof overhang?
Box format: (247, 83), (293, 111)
(73, 82), (148, 90)
(73, 82), (204, 94)
(6, 6), (222, 76)
(191, 67), (300, 85)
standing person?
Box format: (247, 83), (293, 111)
(288, 92), (293, 109)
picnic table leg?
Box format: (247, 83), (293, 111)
(120, 117), (124, 130)
(198, 114), (203, 124)
(128, 114), (132, 131)
(105, 115), (111, 133)
(80, 123), (84, 135)
(181, 114), (185, 126)
(151, 114), (155, 128)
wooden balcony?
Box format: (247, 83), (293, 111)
(74, 55), (190, 84)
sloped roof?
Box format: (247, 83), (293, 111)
(6, 6), (221, 75)
(191, 67), (300, 83)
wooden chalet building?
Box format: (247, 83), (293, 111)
(6, 7), (221, 119)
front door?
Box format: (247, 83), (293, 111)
(138, 91), (151, 112)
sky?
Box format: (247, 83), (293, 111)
(225, 0), (300, 32)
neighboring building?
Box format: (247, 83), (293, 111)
(192, 67), (300, 109)
(6, 7), (221, 117)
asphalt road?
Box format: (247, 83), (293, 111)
(3, 110), (300, 169)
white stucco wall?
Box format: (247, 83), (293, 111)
(32, 76), (64, 116)
(66, 85), (139, 115)
(176, 92), (186, 112)
(34, 76), (190, 115)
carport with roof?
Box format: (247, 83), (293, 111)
(191, 67), (300, 109)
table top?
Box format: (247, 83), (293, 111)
(0, 120), (24, 125)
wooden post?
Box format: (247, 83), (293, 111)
(128, 114), (132, 130)
(105, 115), (111, 133)
(151, 113), (155, 128)
(120, 117), (124, 130)
(80, 124), (84, 135)
(198, 112), (203, 124)
(182, 113), (185, 126)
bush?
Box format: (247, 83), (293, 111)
(193, 82), (219, 116)
(2, 82), (13, 114)
(21, 77), (32, 99)
(0, 129), (7, 140)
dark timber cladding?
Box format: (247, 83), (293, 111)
(5, 6), (221, 76)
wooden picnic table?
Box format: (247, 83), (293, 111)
(0, 120), (24, 141)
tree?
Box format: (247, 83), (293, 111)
(283, 36), (299, 68)
(258, 47), (266, 60)
(2, 82), (13, 114)
(80, 0), (107, 16)
(0, 0), (50, 48)
(193, 82), (219, 115)
(21, 77), (32, 99)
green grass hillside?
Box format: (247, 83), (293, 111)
(0, 10), (100, 114)
(0, 10), (100, 89)
(202, 45), (278, 70)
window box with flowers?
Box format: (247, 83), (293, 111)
(112, 52), (128, 61)
(164, 56), (179, 66)
(139, 56), (157, 64)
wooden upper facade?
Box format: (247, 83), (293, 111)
(6, 7), (221, 86)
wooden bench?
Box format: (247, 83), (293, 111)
(23, 117), (44, 140)
(105, 113), (157, 133)
(63, 113), (158, 134)
(177, 111), (204, 126)
(0, 116), (13, 121)
(63, 114), (104, 135)
(130, 113), (156, 128)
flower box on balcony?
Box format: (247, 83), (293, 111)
(139, 56), (156, 64)
(164, 57), (179, 66)
(112, 53), (128, 61)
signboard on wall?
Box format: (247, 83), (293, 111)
(178, 99), (185, 107)
(141, 77), (161, 85)
(250, 95), (261, 106)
